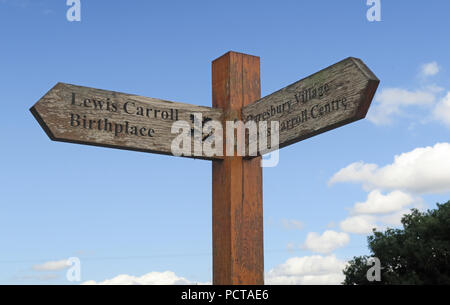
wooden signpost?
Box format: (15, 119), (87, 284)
(243, 57), (379, 153)
(30, 83), (223, 160)
(30, 51), (379, 285)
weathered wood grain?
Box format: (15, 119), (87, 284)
(212, 51), (264, 285)
(242, 57), (379, 154)
(30, 83), (224, 160)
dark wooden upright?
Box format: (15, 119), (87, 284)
(212, 51), (264, 285)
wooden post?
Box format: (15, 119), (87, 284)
(212, 51), (264, 285)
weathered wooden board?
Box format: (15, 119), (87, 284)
(30, 83), (224, 160)
(242, 57), (379, 154)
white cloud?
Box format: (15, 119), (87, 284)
(339, 190), (424, 234)
(366, 62), (450, 127)
(351, 190), (415, 215)
(378, 209), (412, 227)
(330, 162), (378, 186)
(376, 88), (435, 106)
(433, 92), (450, 128)
(281, 219), (304, 230)
(426, 84), (445, 93)
(82, 271), (203, 285)
(339, 215), (378, 235)
(265, 255), (346, 285)
(32, 259), (69, 271)
(368, 88), (435, 125)
(302, 231), (350, 254)
(421, 62), (440, 77)
(329, 143), (450, 194)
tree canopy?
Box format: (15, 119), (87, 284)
(343, 201), (450, 285)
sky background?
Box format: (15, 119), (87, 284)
(1, 0), (450, 284)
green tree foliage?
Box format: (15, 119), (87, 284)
(343, 201), (450, 285)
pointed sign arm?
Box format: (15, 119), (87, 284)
(30, 83), (224, 160)
(242, 57), (380, 155)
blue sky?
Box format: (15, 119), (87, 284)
(1, 0), (450, 284)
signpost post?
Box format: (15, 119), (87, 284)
(30, 51), (379, 285)
(212, 52), (264, 285)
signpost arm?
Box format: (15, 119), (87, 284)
(212, 51), (264, 285)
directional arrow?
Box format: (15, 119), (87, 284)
(242, 57), (379, 154)
(31, 58), (379, 160)
(30, 83), (224, 160)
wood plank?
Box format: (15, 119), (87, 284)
(30, 83), (224, 160)
(212, 51), (264, 285)
(242, 57), (379, 154)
